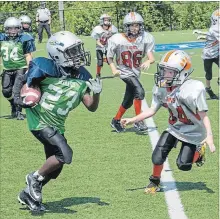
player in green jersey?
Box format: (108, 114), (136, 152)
(15, 31), (102, 211)
(0, 17), (36, 120)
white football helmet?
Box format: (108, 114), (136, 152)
(211, 8), (220, 26)
(123, 12), (144, 37)
(19, 15), (32, 31)
(155, 50), (194, 87)
(47, 31), (91, 72)
(4, 17), (21, 38)
(100, 14), (111, 26)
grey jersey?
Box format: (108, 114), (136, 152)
(151, 79), (208, 145)
(91, 25), (118, 51)
(202, 26), (219, 59)
(37, 8), (51, 22)
(107, 32), (155, 79)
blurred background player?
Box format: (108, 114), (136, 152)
(0, 17), (35, 120)
(19, 15), (35, 38)
(107, 12), (155, 133)
(91, 14), (118, 78)
(14, 31), (102, 211)
(121, 50), (216, 193)
(36, 1), (51, 43)
(193, 8), (220, 99)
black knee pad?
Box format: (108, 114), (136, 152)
(97, 59), (103, 67)
(2, 88), (12, 99)
(176, 141), (195, 171)
(134, 86), (145, 100)
(96, 50), (103, 67)
(176, 158), (192, 171)
(122, 98), (133, 109)
(152, 131), (178, 165)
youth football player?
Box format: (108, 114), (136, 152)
(121, 50), (216, 193)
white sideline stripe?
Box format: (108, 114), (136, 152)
(142, 99), (188, 219)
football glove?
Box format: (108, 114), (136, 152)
(86, 78), (102, 94)
(193, 30), (200, 35)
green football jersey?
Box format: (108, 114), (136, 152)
(26, 77), (88, 134)
(0, 40), (27, 70)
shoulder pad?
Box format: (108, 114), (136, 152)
(26, 57), (62, 86)
(19, 33), (34, 42)
(111, 25), (118, 33)
(76, 67), (92, 81)
(0, 33), (7, 41)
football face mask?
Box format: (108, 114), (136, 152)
(63, 43), (91, 69)
(155, 65), (180, 88)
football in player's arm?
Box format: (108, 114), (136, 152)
(91, 14), (118, 78)
(107, 12), (155, 133)
(14, 31), (102, 211)
(121, 50), (216, 194)
(0, 17), (35, 120)
(193, 8), (220, 99)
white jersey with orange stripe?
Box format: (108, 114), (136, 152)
(91, 25), (118, 51)
(151, 79), (208, 145)
(202, 25), (219, 59)
(107, 31), (155, 79)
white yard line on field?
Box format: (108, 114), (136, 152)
(142, 99), (188, 219)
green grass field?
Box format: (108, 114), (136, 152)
(0, 30), (219, 219)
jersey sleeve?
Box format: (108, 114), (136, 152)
(23, 40), (36, 54)
(91, 27), (100, 40)
(150, 85), (162, 112)
(194, 84), (208, 112)
(112, 25), (118, 34)
(182, 81), (208, 113)
(107, 35), (117, 58)
(144, 33), (155, 53)
(210, 27), (220, 41)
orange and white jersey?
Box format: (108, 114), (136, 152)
(151, 79), (208, 145)
(107, 31), (155, 79)
(202, 25), (219, 59)
(91, 25), (118, 50)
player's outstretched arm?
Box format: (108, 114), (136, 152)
(121, 107), (156, 128)
(199, 111), (216, 153)
(83, 78), (102, 112)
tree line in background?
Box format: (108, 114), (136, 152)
(0, 1), (218, 35)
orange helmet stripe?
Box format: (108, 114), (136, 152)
(163, 50), (176, 62)
(130, 12), (136, 21)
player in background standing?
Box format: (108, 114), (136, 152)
(19, 15), (35, 38)
(121, 50), (216, 193)
(107, 12), (155, 133)
(193, 8), (220, 99)
(0, 17), (35, 120)
(91, 14), (118, 78)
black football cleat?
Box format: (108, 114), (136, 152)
(134, 121), (148, 132)
(111, 118), (125, 133)
(26, 173), (43, 202)
(144, 175), (161, 194)
(18, 190), (46, 211)
(16, 112), (25, 120)
(205, 87), (218, 99)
